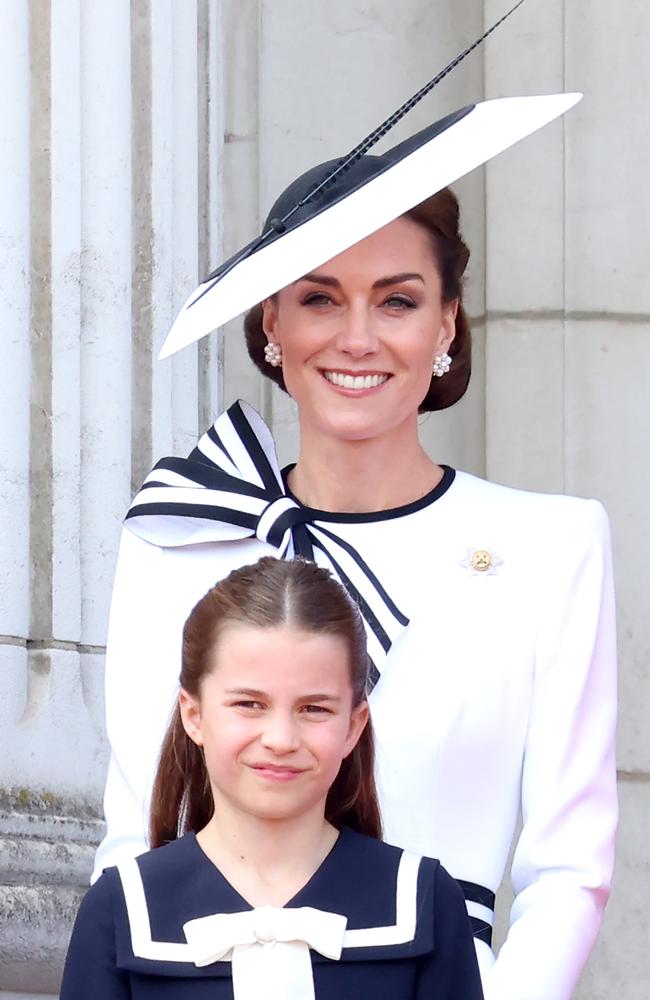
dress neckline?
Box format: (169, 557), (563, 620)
(187, 826), (348, 911)
(280, 464), (456, 524)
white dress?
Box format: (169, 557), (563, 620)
(94, 402), (617, 1000)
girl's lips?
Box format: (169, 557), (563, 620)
(247, 763), (306, 781)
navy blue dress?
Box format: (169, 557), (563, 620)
(61, 827), (483, 998)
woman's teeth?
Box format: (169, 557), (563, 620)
(323, 371), (389, 390)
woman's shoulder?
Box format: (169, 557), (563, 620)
(453, 468), (606, 513)
(449, 470), (610, 543)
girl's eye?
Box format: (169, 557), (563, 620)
(302, 704), (331, 715)
(384, 294), (416, 309)
(233, 700), (264, 711)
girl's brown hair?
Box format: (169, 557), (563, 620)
(150, 556), (381, 847)
(244, 185), (471, 412)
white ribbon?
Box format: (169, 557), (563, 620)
(183, 905), (347, 1000)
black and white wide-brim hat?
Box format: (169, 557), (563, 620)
(160, 5), (581, 360)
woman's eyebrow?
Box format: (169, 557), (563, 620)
(373, 272), (424, 288)
(293, 272), (340, 287)
(293, 271), (425, 288)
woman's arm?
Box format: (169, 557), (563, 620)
(60, 875), (131, 999)
(415, 864), (484, 999)
(486, 500), (618, 1000)
(93, 528), (181, 881)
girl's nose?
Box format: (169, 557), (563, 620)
(259, 711), (300, 754)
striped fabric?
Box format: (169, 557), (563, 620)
(125, 400), (408, 688)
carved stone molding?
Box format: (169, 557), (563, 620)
(0, 791), (103, 996)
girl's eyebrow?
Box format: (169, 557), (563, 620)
(294, 271), (424, 289)
(224, 687), (341, 703)
(299, 693), (342, 703)
(225, 687), (267, 698)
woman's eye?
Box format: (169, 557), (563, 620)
(384, 294), (416, 309)
(302, 704), (331, 715)
(302, 292), (334, 306)
(233, 700), (263, 711)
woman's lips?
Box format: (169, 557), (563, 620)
(321, 369), (391, 393)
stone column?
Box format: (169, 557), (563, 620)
(0, 1), (222, 994)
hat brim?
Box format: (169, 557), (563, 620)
(160, 92), (581, 360)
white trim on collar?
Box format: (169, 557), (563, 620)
(118, 857), (194, 962)
(343, 850), (421, 948)
(117, 848), (423, 964)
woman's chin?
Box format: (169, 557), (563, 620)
(304, 395), (415, 445)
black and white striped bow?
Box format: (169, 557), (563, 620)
(125, 400), (408, 688)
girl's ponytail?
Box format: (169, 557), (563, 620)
(149, 704), (213, 848)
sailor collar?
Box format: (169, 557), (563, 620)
(108, 827), (435, 980)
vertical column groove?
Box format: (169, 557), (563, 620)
(130, 0), (154, 494)
(197, 0), (214, 430)
(29, 0), (54, 645)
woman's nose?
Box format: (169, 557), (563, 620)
(335, 306), (378, 356)
(259, 711), (300, 754)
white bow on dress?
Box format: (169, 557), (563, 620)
(183, 904), (348, 1000)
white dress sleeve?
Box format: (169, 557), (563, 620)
(484, 500), (618, 1000)
(92, 528), (182, 882)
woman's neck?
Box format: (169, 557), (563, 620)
(196, 798), (338, 907)
(289, 417), (442, 513)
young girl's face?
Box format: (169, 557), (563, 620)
(180, 625), (368, 825)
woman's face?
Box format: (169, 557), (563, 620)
(180, 625), (368, 826)
(261, 215), (457, 444)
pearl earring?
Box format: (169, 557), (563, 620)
(432, 352), (452, 377)
(263, 341), (283, 367)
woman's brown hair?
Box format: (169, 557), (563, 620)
(244, 185), (471, 412)
(150, 556), (381, 847)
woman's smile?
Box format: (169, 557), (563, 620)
(321, 368), (392, 393)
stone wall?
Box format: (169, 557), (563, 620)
(0, 1), (222, 994)
(1, 1), (647, 996)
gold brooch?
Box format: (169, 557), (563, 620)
(461, 548), (502, 577)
